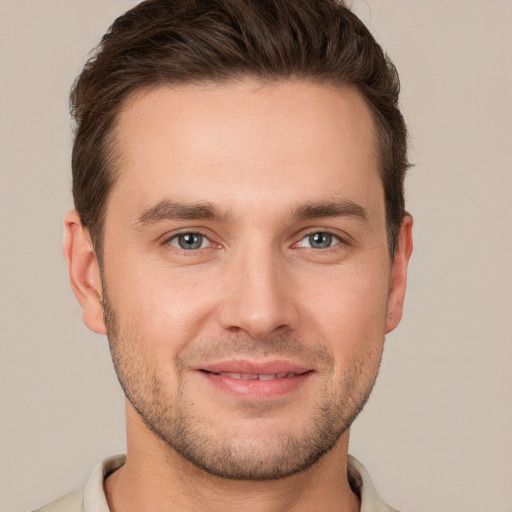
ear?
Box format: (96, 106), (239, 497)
(63, 211), (107, 334)
(386, 214), (413, 334)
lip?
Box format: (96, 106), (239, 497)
(195, 359), (314, 400)
(199, 359), (312, 375)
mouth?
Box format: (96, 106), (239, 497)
(196, 361), (314, 400)
(202, 370), (309, 380)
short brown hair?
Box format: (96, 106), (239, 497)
(70, 0), (409, 256)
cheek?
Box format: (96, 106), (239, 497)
(299, 263), (390, 354)
(104, 259), (220, 350)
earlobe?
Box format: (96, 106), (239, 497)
(63, 211), (107, 334)
(385, 214), (413, 334)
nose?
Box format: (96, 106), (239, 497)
(218, 245), (299, 339)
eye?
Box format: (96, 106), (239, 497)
(296, 232), (341, 249)
(167, 232), (210, 250)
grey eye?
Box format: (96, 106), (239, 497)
(169, 233), (208, 250)
(308, 232), (333, 249)
(296, 232), (340, 249)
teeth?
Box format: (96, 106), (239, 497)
(216, 372), (297, 380)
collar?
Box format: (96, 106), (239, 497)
(80, 454), (399, 512)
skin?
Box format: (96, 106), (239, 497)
(64, 80), (413, 512)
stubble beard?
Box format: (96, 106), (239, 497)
(102, 291), (383, 481)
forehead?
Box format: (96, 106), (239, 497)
(109, 80), (382, 222)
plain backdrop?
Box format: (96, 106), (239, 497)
(1, 1), (511, 511)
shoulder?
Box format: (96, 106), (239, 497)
(348, 455), (401, 512)
(32, 455), (126, 512)
(33, 489), (83, 512)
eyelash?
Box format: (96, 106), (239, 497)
(293, 231), (343, 250)
(162, 230), (345, 252)
(163, 230), (214, 251)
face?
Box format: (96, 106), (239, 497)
(72, 80), (411, 480)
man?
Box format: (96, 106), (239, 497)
(38, 0), (413, 510)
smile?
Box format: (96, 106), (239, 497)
(198, 365), (314, 400)
(206, 371), (304, 380)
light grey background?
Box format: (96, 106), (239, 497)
(1, 1), (511, 511)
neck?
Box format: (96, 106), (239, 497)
(105, 403), (360, 512)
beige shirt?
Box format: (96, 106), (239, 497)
(35, 454), (399, 512)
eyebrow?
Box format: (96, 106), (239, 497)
(134, 197), (368, 229)
(292, 200), (368, 222)
(134, 200), (229, 228)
